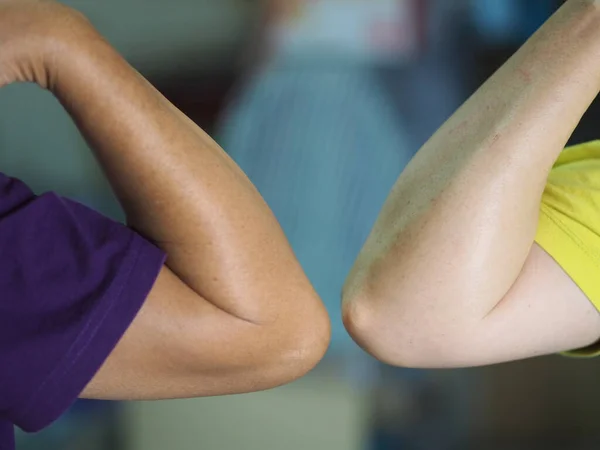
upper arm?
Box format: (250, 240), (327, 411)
(343, 244), (600, 368)
(82, 265), (330, 401)
(430, 243), (600, 367)
(0, 172), (328, 435)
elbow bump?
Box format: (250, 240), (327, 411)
(274, 297), (332, 381)
(342, 295), (392, 363)
(342, 293), (440, 369)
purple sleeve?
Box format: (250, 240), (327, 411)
(0, 173), (166, 433)
(0, 422), (13, 450)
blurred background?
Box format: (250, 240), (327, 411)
(7, 0), (600, 449)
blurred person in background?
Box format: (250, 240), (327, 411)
(0, 2), (330, 449)
(378, 0), (473, 149)
(343, 0), (600, 369)
(219, 0), (417, 359)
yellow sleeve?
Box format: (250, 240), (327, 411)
(535, 141), (600, 357)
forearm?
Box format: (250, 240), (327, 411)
(346, 0), (600, 316)
(51, 25), (315, 323)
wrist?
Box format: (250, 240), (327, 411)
(0, 1), (96, 89)
(36, 8), (102, 91)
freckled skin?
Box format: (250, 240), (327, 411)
(518, 68), (532, 83)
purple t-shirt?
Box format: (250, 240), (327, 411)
(0, 173), (166, 450)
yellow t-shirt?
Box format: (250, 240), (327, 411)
(535, 140), (600, 356)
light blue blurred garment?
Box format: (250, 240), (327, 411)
(218, 62), (413, 353)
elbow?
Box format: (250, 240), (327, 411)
(341, 295), (411, 367)
(269, 296), (332, 385)
(342, 284), (453, 369)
